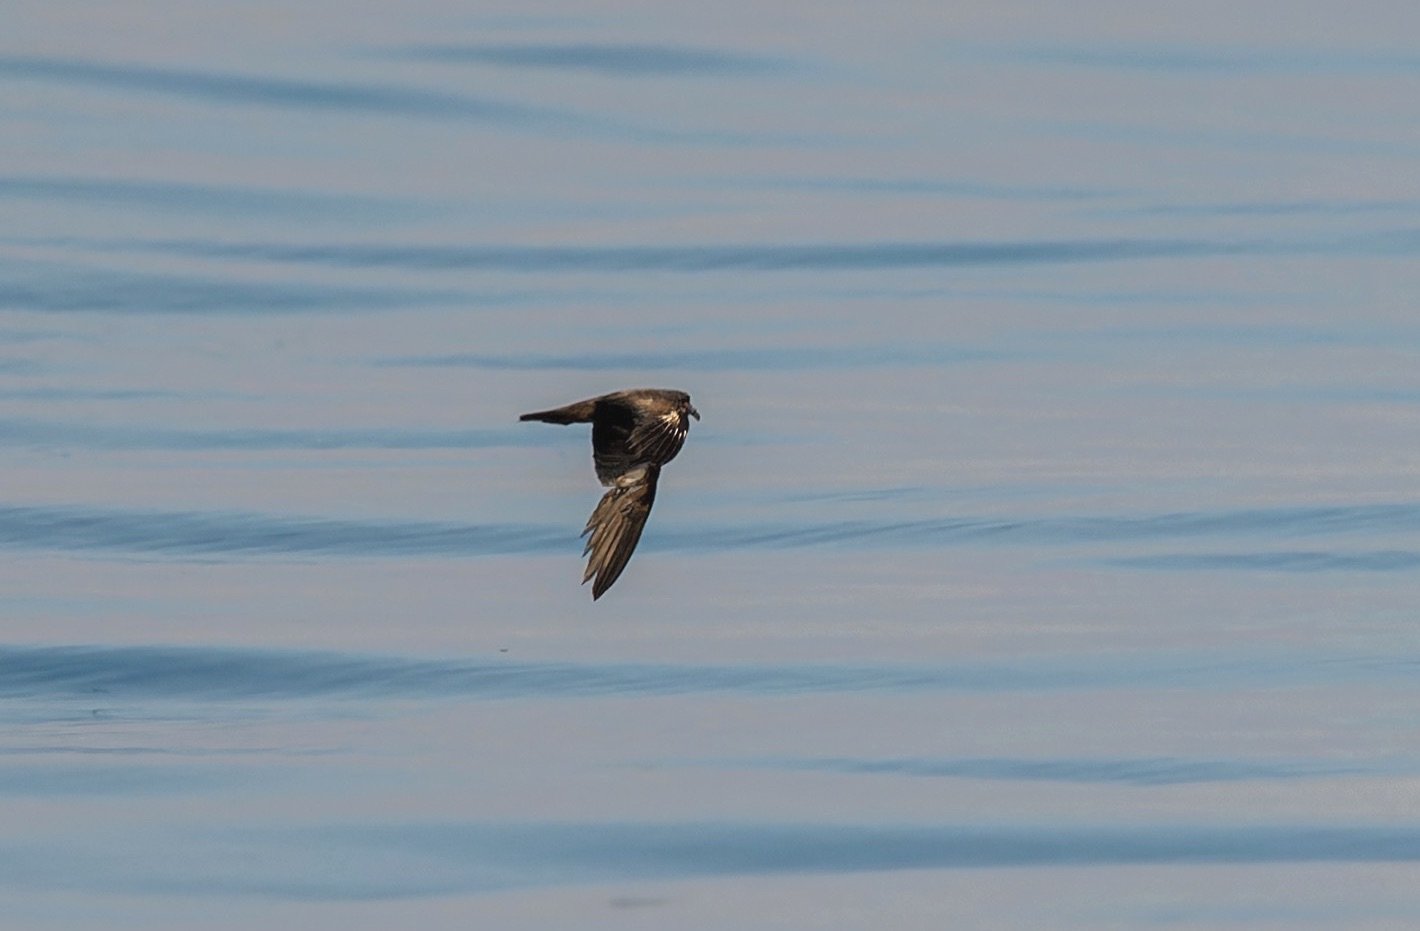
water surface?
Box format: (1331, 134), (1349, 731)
(5, 1), (1420, 927)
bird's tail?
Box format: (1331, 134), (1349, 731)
(518, 399), (597, 424)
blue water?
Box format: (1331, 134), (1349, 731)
(6, 3), (1420, 928)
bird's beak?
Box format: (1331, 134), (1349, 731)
(688, 405), (700, 421)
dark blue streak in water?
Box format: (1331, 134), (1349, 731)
(1011, 42), (1420, 75)
(0, 644), (1408, 703)
(15, 822), (1420, 899)
(0, 419), (549, 451)
(380, 345), (1007, 371)
(685, 502), (1420, 550)
(0, 644), (1104, 702)
(718, 175), (1117, 201)
(0, 55), (571, 126)
(1111, 551), (1420, 572)
(0, 55), (806, 145)
(0, 504), (569, 558)
(731, 755), (1373, 786)
(52, 229), (1420, 273)
(0, 763), (241, 796)
(138, 237), (1231, 271)
(0, 261), (464, 314)
(2, 502), (1419, 560)
(0, 175), (428, 221)
(0, 357), (45, 375)
(328, 821), (1420, 878)
(0, 388), (187, 402)
(1119, 199), (1420, 219)
(394, 42), (786, 76)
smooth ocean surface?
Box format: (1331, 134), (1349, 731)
(5, 2), (1420, 927)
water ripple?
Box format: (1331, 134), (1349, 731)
(0, 644), (1091, 701)
(1111, 551), (1420, 572)
(0, 763), (242, 796)
(0, 260), (463, 314)
(712, 175), (1118, 200)
(43, 230), (1420, 275)
(0, 55), (573, 126)
(0, 644), (1405, 703)
(0, 505), (567, 558)
(0, 175), (429, 221)
(379, 345), (1008, 371)
(135, 237), (1231, 271)
(393, 42), (787, 76)
(0, 419), (546, 451)
(1122, 199), (1420, 218)
(1011, 43), (1420, 75)
(13, 821), (1420, 899)
(1, 502), (1418, 559)
(727, 755), (1376, 785)
(293, 821), (1420, 893)
(678, 504), (1420, 552)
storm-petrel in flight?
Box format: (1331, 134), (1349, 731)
(520, 388), (699, 599)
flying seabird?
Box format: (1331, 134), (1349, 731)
(520, 388), (699, 599)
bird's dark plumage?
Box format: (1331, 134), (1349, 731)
(520, 388), (698, 599)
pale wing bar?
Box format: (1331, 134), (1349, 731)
(627, 410), (688, 465)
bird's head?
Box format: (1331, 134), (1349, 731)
(680, 394), (700, 422)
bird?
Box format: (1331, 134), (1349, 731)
(520, 388), (699, 599)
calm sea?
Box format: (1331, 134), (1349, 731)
(5, 1), (1420, 927)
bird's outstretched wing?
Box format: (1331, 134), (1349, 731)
(590, 401), (638, 485)
(581, 464), (659, 599)
(518, 398), (596, 424)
